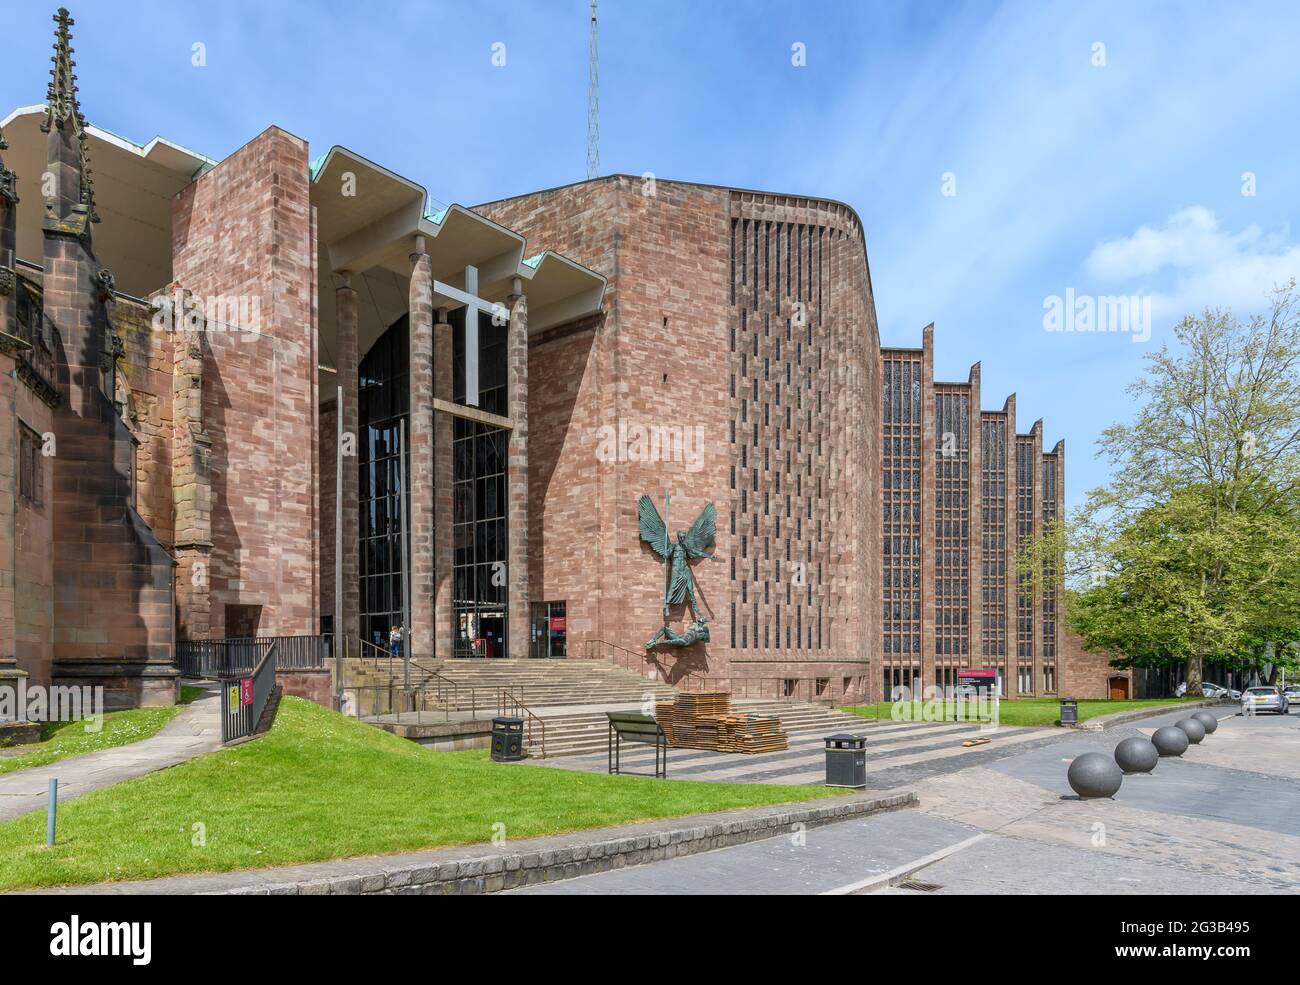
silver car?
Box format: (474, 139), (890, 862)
(1242, 686), (1290, 715)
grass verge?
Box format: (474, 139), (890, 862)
(842, 697), (1201, 728)
(0, 686), (203, 779)
(0, 696), (839, 891)
(0, 706), (184, 777)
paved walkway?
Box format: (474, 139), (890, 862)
(0, 684), (221, 823)
(518, 707), (1300, 895)
(521, 717), (1057, 786)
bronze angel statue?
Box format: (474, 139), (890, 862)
(638, 494), (718, 650)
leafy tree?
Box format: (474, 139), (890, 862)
(1065, 489), (1300, 689)
(1032, 282), (1300, 695)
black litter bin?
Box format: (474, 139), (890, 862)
(824, 733), (867, 788)
(1059, 699), (1078, 725)
(491, 717), (524, 762)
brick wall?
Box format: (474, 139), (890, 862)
(1062, 629), (1131, 699)
(476, 177), (881, 700)
(171, 127), (320, 639)
(45, 236), (177, 707)
(0, 345), (56, 689)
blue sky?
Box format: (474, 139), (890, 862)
(4, 0), (1299, 508)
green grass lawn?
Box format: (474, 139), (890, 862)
(0, 696), (839, 891)
(842, 696), (1200, 728)
(0, 685), (204, 779)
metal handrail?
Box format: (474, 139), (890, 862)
(347, 680), (448, 725)
(676, 676), (833, 702)
(218, 641), (279, 743)
(411, 658), (478, 719)
(583, 638), (647, 674)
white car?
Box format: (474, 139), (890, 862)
(1175, 682), (1236, 699)
(1242, 686), (1289, 715)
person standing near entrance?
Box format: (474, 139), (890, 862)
(389, 625), (402, 658)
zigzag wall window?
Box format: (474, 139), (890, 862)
(980, 416), (1008, 673)
(934, 386), (971, 690)
(1015, 437), (1036, 693)
(1041, 452), (1059, 692)
(881, 352), (922, 696)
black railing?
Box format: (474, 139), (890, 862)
(177, 635), (329, 677)
(219, 642), (278, 744)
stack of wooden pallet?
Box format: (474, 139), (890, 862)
(654, 692), (789, 754)
(715, 714), (788, 753)
(654, 701), (676, 744)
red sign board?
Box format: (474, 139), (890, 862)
(957, 668), (997, 692)
(549, 616), (567, 632)
(240, 677), (253, 706)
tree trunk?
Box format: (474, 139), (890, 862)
(1185, 652), (1204, 697)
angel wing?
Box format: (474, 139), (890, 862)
(637, 495), (670, 559)
(682, 502), (716, 558)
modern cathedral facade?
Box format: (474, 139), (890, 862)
(0, 10), (1123, 712)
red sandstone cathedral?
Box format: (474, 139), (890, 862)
(0, 9), (1125, 713)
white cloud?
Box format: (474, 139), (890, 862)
(1083, 207), (1300, 320)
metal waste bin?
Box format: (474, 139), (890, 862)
(491, 717), (524, 762)
(824, 733), (867, 788)
(1059, 699), (1078, 725)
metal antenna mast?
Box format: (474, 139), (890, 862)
(587, 0), (599, 179)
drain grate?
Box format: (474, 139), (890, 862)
(896, 879), (943, 892)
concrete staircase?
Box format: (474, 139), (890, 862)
(529, 697), (873, 759)
(420, 658), (676, 711)
(350, 656), (871, 759)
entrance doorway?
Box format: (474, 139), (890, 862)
(456, 609), (505, 658)
(1108, 675), (1130, 700)
(529, 601), (568, 658)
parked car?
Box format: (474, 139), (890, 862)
(1242, 686), (1289, 715)
(1284, 685), (1300, 704)
(1175, 682), (1238, 699)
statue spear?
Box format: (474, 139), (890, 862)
(662, 493), (671, 623)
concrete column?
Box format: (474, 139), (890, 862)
(335, 274), (360, 642)
(506, 286), (530, 658)
(433, 309), (455, 658)
(408, 248), (435, 658)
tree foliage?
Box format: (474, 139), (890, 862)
(1032, 282), (1300, 694)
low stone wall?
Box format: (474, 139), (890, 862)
(43, 791), (917, 895)
(371, 717), (495, 752)
(0, 720), (42, 747)
(277, 668), (332, 707)
(1073, 698), (1229, 732)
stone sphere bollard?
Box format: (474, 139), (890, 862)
(1114, 736), (1159, 774)
(1067, 751), (1123, 798)
(1152, 725), (1190, 756)
(1175, 717), (1206, 743)
(1192, 710), (1218, 734)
